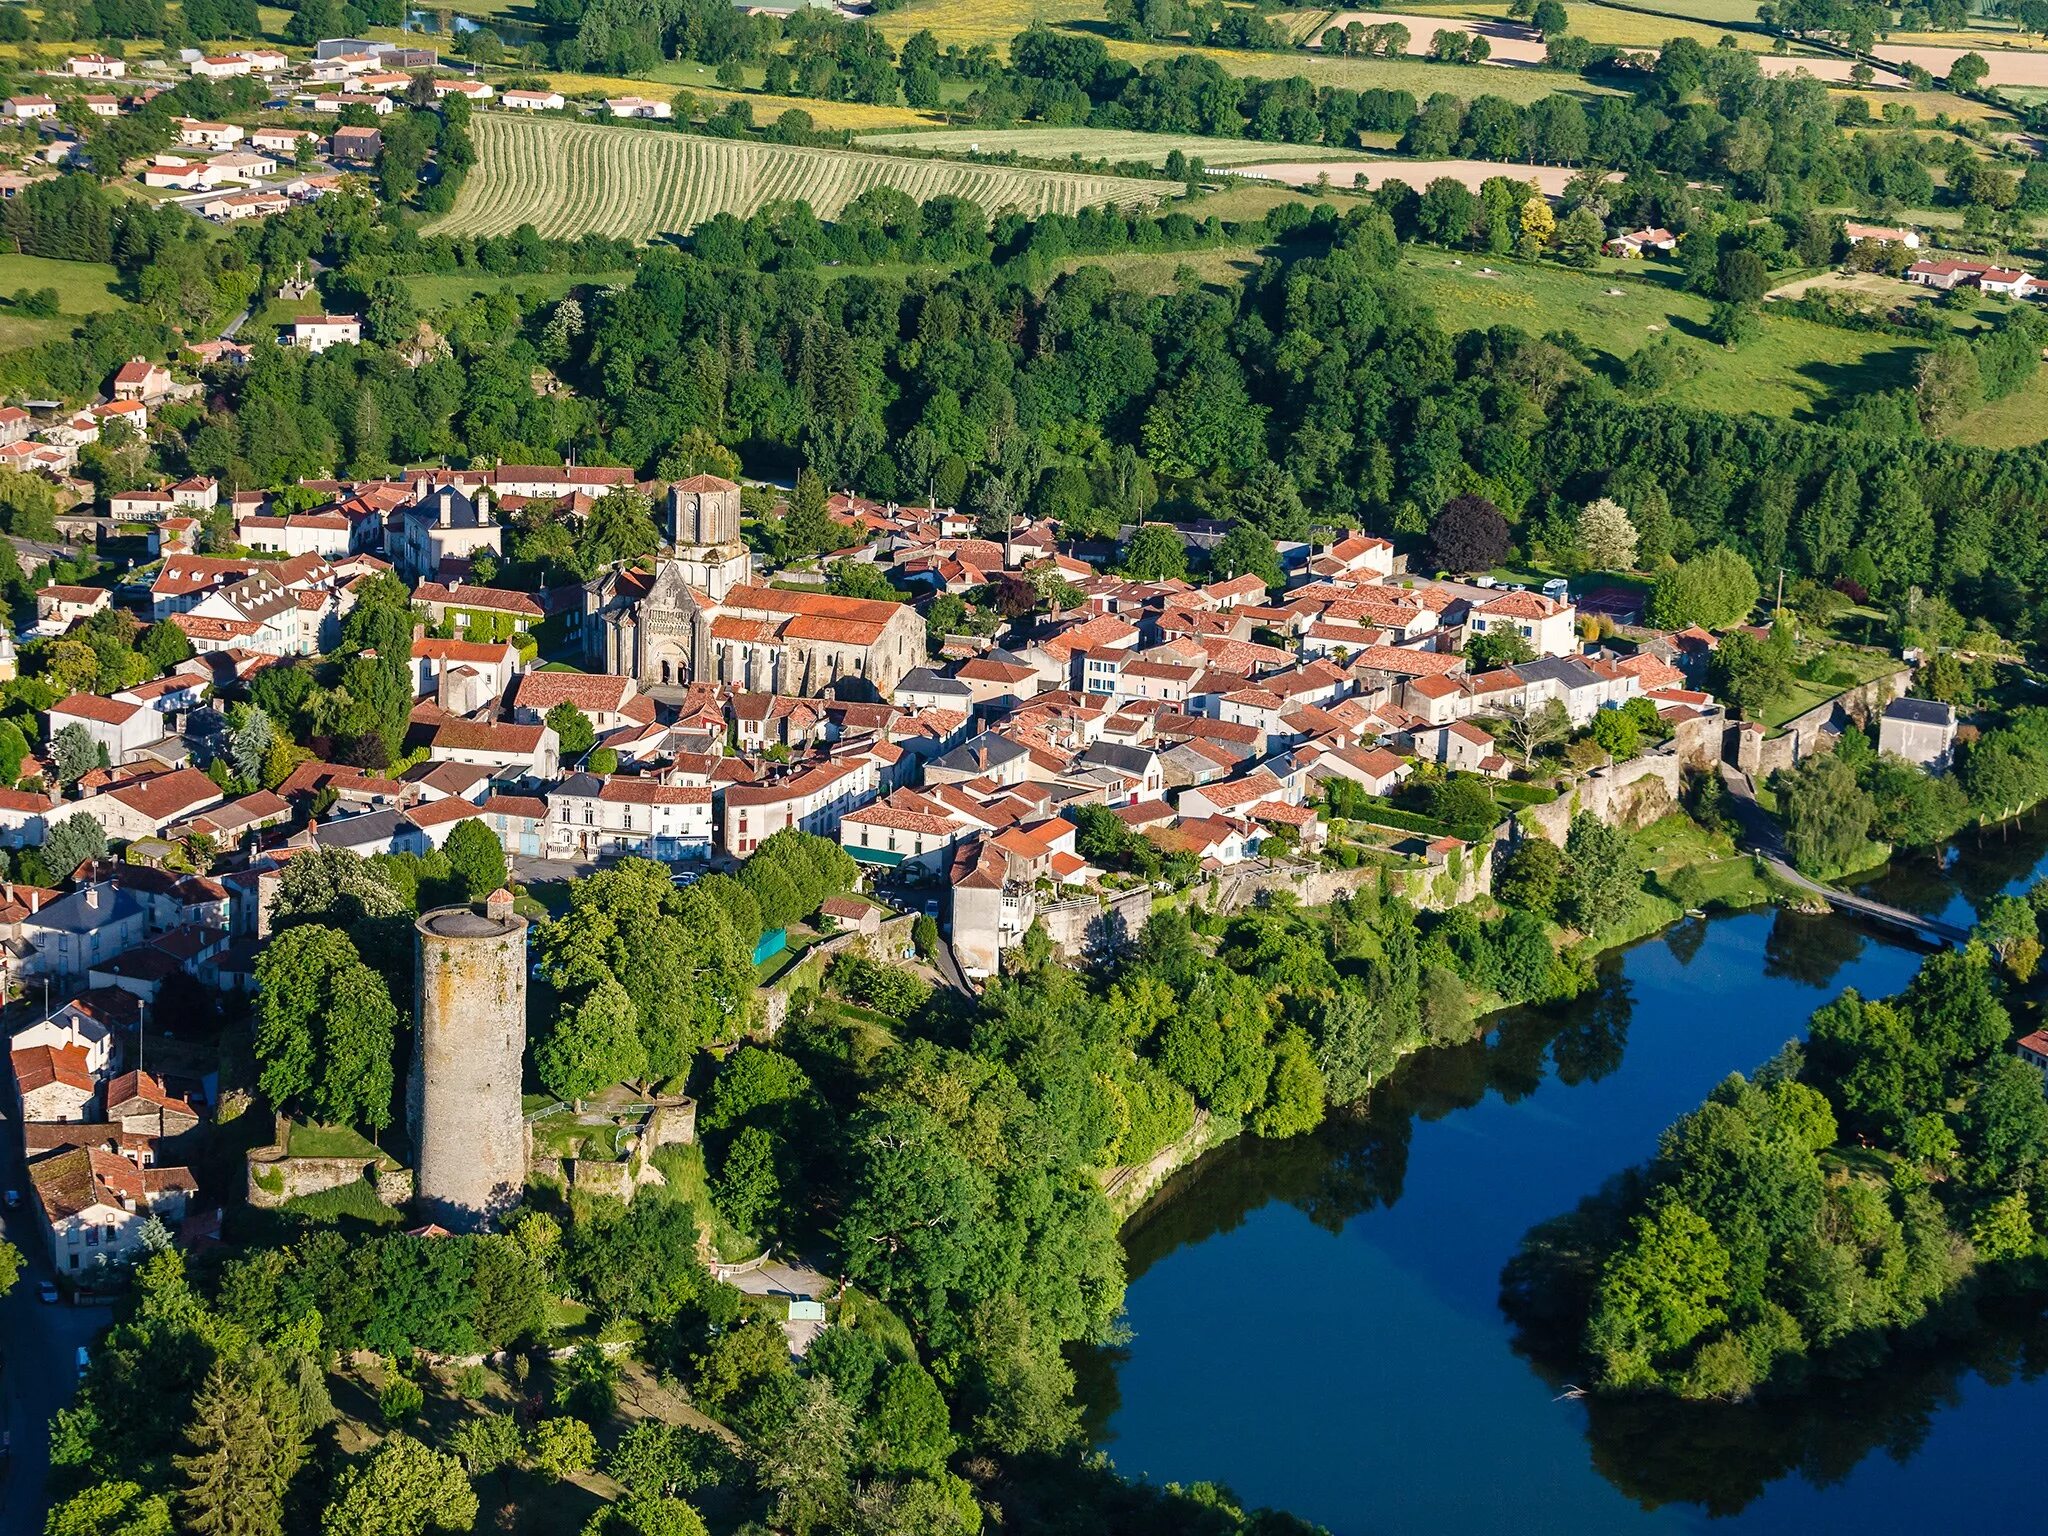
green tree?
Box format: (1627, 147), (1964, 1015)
(44, 813), (107, 878)
(868, 1361), (954, 1475)
(537, 976), (648, 1103)
(1710, 625), (1794, 716)
(1777, 750), (1876, 876)
(175, 1353), (308, 1536)
(1466, 630), (1534, 669)
(1495, 834), (1563, 916)
(1588, 1199), (1732, 1387)
(1252, 1026), (1327, 1139)
(1961, 1055), (2048, 1187)
(754, 1377), (855, 1535)
(1589, 707), (1641, 762)
(1646, 546), (1760, 631)
(0, 718), (27, 785)
(47, 1482), (174, 1536)
(322, 1437), (479, 1536)
(252, 924), (398, 1132)
(546, 702), (596, 760)
(442, 819), (508, 902)
(784, 470), (836, 560)
(1209, 522), (1283, 589)
(1561, 812), (1639, 935)
(51, 721), (101, 785)
(1716, 247), (1768, 304)
(1121, 523), (1189, 582)
(713, 1125), (784, 1237)
(530, 1417), (599, 1481)
(704, 1046), (811, 1131)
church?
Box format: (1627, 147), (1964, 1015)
(589, 477), (926, 701)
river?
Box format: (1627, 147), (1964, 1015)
(1085, 826), (2048, 1535)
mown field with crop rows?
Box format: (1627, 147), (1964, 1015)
(428, 116), (1184, 240)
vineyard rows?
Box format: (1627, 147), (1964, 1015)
(429, 116), (1185, 241)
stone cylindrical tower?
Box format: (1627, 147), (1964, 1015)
(408, 889), (527, 1231)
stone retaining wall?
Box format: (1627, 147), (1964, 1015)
(246, 1146), (411, 1210)
(1736, 669), (1911, 778)
(1520, 750), (1685, 846)
(1038, 887), (1153, 960)
(554, 1095), (697, 1207)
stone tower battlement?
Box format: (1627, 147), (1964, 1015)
(408, 889), (527, 1231)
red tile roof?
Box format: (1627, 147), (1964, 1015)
(52, 693), (141, 725)
(13, 1041), (94, 1096)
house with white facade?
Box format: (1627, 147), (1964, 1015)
(721, 758), (879, 858)
(545, 773), (715, 861)
(29, 1144), (196, 1274)
(48, 694), (165, 765)
(289, 315), (361, 353)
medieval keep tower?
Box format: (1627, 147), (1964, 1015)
(409, 888), (527, 1231)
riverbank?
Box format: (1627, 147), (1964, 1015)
(1089, 821), (2048, 1536)
(1104, 815), (1795, 1233)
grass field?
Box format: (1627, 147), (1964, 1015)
(1052, 246), (1272, 291)
(1103, 36), (1626, 99)
(1954, 366), (2048, 449)
(869, 0), (1622, 100)
(1395, 246), (1941, 422)
(430, 114), (1182, 238)
(0, 254), (133, 350)
(537, 68), (940, 130)
(1188, 178), (1330, 219)
(1289, 1), (1778, 50)
(870, 0), (1103, 47)
(401, 269), (632, 309)
(1603, 0), (1762, 21)
(857, 125), (1358, 166)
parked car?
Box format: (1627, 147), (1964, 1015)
(75, 1345), (89, 1377)
(37, 1280), (58, 1305)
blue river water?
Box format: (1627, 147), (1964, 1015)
(1087, 828), (2048, 1535)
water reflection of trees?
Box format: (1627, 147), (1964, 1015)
(1122, 968), (1640, 1285)
(1856, 813), (2048, 922)
(1570, 1302), (2048, 1515)
(1762, 907), (1869, 990)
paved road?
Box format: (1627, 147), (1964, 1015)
(509, 854), (599, 886)
(1717, 764), (1964, 946)
(724, 1257), (834, 1355)
(930, 938), (974, 996)
(0, 1122), (109, 1533)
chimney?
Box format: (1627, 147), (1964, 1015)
(437, 488), (452, 528)
(29, 889), (39, 913)
(85, 886), (99, 911)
